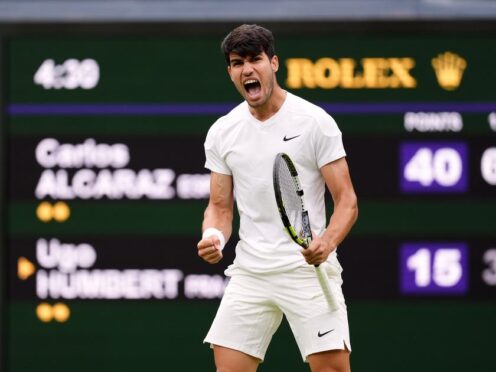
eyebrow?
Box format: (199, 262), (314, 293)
(229, 57), (243, 64)
(230, 53), (263, 64)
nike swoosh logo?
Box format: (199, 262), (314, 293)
(283, 134), (301, 141)
(317, 329), (335, 337)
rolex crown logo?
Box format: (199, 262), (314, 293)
(431, 52), (467, 91)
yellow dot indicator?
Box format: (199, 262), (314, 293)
(36, 303), (53, 323)
(36, 202), (53, 222)
(53, 201), (71, 222)
(53, 303), (71, 322)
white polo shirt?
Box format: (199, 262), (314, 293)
(204, 92), (346, 273)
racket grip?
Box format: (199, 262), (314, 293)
(314, 265), (340, 312)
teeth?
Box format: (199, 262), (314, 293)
(244, 79), (258, 85)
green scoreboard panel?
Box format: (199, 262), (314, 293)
(1, 22), (496, 371)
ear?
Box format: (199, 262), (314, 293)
(227, 65), (234, 81)
(271, 55), (279, 73)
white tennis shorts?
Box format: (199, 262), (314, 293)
(203, 256), (351, 362)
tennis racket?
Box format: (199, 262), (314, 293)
(273, 152), (339, 312)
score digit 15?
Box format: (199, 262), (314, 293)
(400, 243), (468, 295)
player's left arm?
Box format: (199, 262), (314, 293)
(302, 157), (358, 265)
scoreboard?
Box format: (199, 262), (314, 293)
(1, 22), (496, 372)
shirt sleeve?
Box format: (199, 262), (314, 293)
(313, 113), (346, 168)
(204, 123), (232, 175)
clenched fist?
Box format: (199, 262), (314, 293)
(197, 236), (223, 264)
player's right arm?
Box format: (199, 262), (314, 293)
(197, 171), (234, 264)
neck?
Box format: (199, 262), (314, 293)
(249, 86), (287, 122)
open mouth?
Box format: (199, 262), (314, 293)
(243, 79), (261, 98)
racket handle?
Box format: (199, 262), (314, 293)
(314, 265), (340, 312)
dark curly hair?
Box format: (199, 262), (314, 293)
(221, 24), (275, 66)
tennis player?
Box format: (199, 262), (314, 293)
(197, 24), (358, 372)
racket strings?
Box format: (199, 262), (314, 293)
(277, 160), (304, 237)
